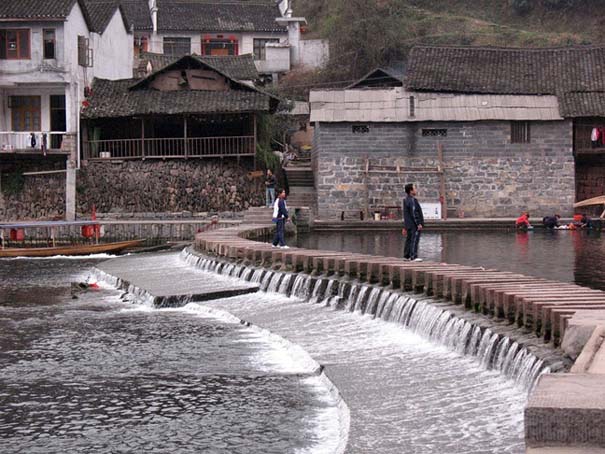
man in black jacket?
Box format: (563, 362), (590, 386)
(402, 183), (424, 261)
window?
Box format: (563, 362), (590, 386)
(511, 121), (531, 143)
(43, 29), (55, 59)
(409, 95), (415, 117)
(10, 96), (41, 131)
(163, 37), (191, 57)
(352, 125), (370, 134)
(253, 38), (279, 60)
(422, 128), (447, 137)
(0, 29), (30, 59)
(134, 36), (148, 57)
(77, 35), (92, 67)
(201, 38), (238, 56)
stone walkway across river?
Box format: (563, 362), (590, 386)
(194, 221), (605, 453)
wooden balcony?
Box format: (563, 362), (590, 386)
(82, 136), (256, 160)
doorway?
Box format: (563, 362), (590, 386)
(50, 94), (66, 149)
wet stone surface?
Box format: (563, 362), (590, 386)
(297, 229), (605, 290)
(0, 258), (336, 454)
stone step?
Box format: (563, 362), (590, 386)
(526, 374), (605, 448)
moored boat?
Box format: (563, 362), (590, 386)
(0, 239), (145, 258)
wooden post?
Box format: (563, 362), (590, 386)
(141, 118), (145, 159)
(363, 155), (369, 220)
(184, 116), (188, 158)
(253, 114), (257, 169)
(438, 142), (447, 220)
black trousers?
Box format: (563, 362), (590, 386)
(404, 227), (421, 260)
(272, 219), (286, 246)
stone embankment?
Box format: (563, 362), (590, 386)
(194, 221), (605, 454)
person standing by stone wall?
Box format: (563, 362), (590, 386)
(265, 169), (277, 207)
(272, 189), (289, 248)
(402, 183), (424, 261)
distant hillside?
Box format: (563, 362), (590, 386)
(283, 0), (604, 95)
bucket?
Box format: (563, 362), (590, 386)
(81, 225), (95, 238)
(374, 212), (381, 221)
(9, 228), (25, 241)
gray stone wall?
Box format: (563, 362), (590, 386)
(0, 159), (263, 221)
(314, 120), (575, 218)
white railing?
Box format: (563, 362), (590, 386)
(0, 131), (67, 152)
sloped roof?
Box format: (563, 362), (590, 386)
(157, 0), (285, 32)
(406, 45), (605, 117)
(310, 88), (562, 123)
(83, 54), (276, 119)
(136, 52), (259, 81)
(198, 54), (258, 80)
(120, 0), (153, 30)
(0, 0), (78, 20)
(82, 78), (274, 118)
(0, 0), (126, 33)
(347, 67), (405, 89)
(80, 0), (125, 33)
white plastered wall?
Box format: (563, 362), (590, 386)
(90, 9), (133, 80)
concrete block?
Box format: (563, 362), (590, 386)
(526, 373), (605, 447)
(564, 312), (605, 361)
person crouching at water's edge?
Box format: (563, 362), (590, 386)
(402, 183), (424, 261)
(272, 189), (289, 248)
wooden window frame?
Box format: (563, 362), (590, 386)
(163, 37), (191, 57)
(10, 96), (41, 131)
(0, 29), (31, 60)
(43, 28), (56, 59)
(253, 38), (279, 60)
(201, 37), (238, 56)
(511, 121), (531, 144)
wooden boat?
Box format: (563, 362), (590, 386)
(574, 195), (605, 219)
(0, 239), (145, 258)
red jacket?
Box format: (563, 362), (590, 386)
(516, 214), (530, 227)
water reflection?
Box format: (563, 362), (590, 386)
(297, 229), (605, 290)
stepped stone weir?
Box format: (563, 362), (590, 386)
(193, 219), (605, 453)
(96, 253), (259, 307)
(194, 224), (605, 347)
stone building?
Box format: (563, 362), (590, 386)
(310, 45), (605, 219)
(0, 0), (133, 220)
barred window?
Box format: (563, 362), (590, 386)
(511, 121), (531, 143)
(352, 125), (370, 134)
(422, 128), (447, 137)
(163, 37), (191, 57)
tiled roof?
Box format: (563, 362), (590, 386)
(136, 52), (259, 81)
(197, 54), (259, 80)
(406, 45), (605, 116)
(80, 0), (122, 33)
(120, 0), (152, 30)
(82, 78), (273, 118)
(157, 0), (285, 32)
(0, 0), (77, 19)
(560, 92), (605, 118)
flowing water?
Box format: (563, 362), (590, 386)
(1, 249), (561, 454)
(181, 251), (562, 454)
(0, 257), (341, 454)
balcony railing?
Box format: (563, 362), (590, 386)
(0, 131), (66, 153)
(82, 136), (256, 160)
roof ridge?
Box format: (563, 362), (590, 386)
(412, 44), (605, 52)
